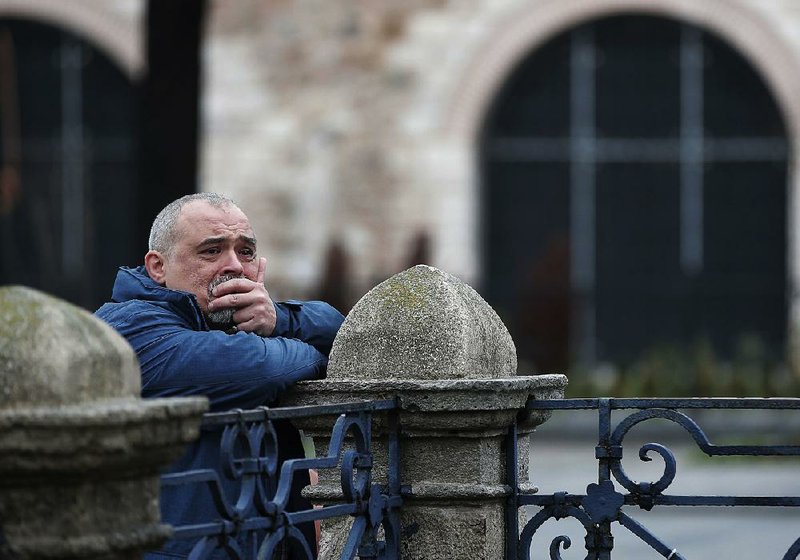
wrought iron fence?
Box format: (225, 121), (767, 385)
(506, 398), (800, 560)
(158, 399), (402, 560)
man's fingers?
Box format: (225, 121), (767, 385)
(233, 303), (277, 337)
(211, 277), (254, 296)
(234, 314), (258, 332)
(256, 257), (266, 285)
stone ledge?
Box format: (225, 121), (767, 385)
(0, 397), (207, 478)
(304, 482), (539, 504)
(305, 482), (512, 502)
(298, 375), (566, 393)
(290, 375), (566, 409)
(7, 525), (173, 560)
(285, 374), (567, 433)
(0, 397), (207, 426)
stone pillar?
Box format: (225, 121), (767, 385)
(0, 286), (208, 560)
(284, 265), (567, 559)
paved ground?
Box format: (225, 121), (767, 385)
(524, 410), (800, 558)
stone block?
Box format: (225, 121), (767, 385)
(399, 504), (505, 560)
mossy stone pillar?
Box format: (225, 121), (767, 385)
(0, 286), (207, 560)
(284, 265), (567, 559)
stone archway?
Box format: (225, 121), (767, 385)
(437, 0), (800, 368)
(0, 10), (141, 309)
(0, 0), (142, 77)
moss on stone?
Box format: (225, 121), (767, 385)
(328, 265), (517, 381)
(0, 286), (140, 409)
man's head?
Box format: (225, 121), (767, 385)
(144, 193), (260, 327)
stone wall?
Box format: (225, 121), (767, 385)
(199, 0), (800, 307)
(203, 0), (453, 296)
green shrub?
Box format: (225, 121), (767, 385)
(564, 335), (800, 397)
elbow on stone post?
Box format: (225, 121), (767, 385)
(283, 264), (568, 559)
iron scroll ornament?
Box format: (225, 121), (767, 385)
(513, 398), (800, 560)
(160, 401), (402, 560)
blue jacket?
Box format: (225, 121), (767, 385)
(96, 266), (344, 558)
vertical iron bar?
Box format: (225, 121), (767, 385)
(387, 407), (401, 560)
(598, 398), (613, 559)
(387, 408), (400, 496)
(505, 420), (519, 560)
(597, 398), (611, 483)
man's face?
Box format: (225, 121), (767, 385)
(157, 200), (259, 317)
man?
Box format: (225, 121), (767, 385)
(96, 193), (344, 558)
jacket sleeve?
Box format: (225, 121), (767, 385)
(272, 300), (345, 357)
(103, 304), (331, 412)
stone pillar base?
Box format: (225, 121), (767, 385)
(399, 504), (505, 560)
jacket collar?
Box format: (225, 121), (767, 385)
(111, 266), (209, 329)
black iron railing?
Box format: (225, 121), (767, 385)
(159, 399), (402, 560)
(506, 398), (800, 560)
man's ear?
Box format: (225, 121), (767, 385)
(144, 250), (168, 286)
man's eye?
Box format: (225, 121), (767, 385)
(202, 247), (220, 255)
(240, 248), (255, 257)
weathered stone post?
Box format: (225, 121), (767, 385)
(284, 265), (567, 559)
(0, 286), (208, 559)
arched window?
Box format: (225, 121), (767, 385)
(481, 15), (788, 372)
(0, 18), (139, 310)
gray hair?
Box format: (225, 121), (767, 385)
(148, 192), (239, 255)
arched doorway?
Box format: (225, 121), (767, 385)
(481, 14), (789, 373)
(0, 18), (139, 310)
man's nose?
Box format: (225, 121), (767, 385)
(219, 249), (244, 275)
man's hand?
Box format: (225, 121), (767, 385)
(208, 257), (277, 337)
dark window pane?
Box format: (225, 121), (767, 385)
(7, 21), (63, 139)
(699, 162), (787, 357)
(483, 30), (571, 138)
(482, 161), (570, 370)
(84, 46), (137, 137)
(595, 17), (681, 138)
(595, 162), (682, 363)
(704, 162), (786, 274)
(704, 33), (786, 137)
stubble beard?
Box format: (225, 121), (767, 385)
(206, 273), (243, 330)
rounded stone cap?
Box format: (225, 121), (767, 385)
(0, 286), (140, 409)
(327, 265), (517, 380)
